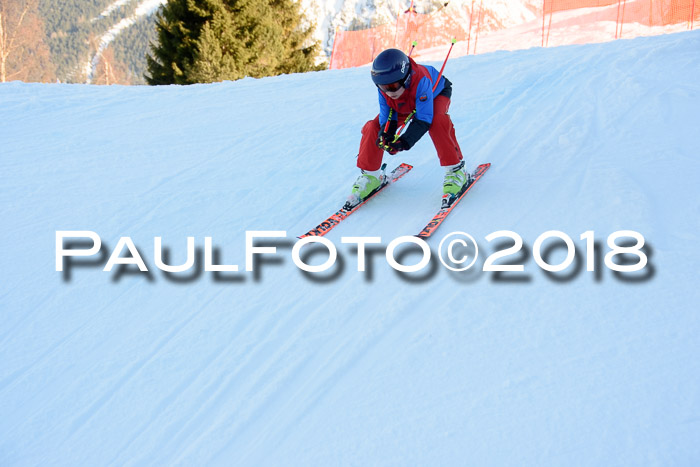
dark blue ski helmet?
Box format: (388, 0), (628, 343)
(371, 49), (411, 86)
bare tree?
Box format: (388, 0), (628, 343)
(92, 46), (130, 85)
(0, 0), (54, 82)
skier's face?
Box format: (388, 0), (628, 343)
(379, 80), (406, 100)
(385, 86), (406, 100)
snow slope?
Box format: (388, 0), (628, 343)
(2, 30), (700, 465)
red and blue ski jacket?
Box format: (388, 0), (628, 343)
(377, 57), (452, 148)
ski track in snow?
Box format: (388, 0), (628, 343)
(92, 0), (133, 21)
(1, 30), (700, 465)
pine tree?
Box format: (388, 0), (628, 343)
(145, 0), (324, 85)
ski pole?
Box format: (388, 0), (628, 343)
(393, 110), (415, 142)
(383, 39), (455, 144)
(380, 110), (415, 150)
(395, 39), (455, 139)
(433, 38), (456, 92)
(408, 40), (417, 57)
(383, 109), (394, 134)
(383, 109), (414, 137)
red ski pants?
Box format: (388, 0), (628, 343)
(357, 95), (463, 171)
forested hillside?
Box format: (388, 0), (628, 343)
(37, 0), (157, 84)
(1, 0), (540, 85)
(111, 15), (157, 84)
(32, 0), (317, 85)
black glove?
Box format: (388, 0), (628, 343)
(385, 137), (409, 155)
(376, 119), (398, 149)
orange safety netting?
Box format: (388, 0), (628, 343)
(615, 0), (698, 26)
(329, 2), (477, 69)
(544, 0), (619, 14)
(543, 0), (698, 43)
(330, 0), (697, 69)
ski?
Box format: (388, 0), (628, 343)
(298, 163), (413, 239)
(416, 163), (491, 238)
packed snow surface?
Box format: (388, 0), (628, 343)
(1, 31), (700, 465)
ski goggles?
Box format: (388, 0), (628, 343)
(378, 81), (404, 93)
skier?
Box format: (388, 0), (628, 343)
(349, 48), (469, 206)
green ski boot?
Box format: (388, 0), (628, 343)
(347, 170), (384, 207)
(443, 161), (470, 196)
